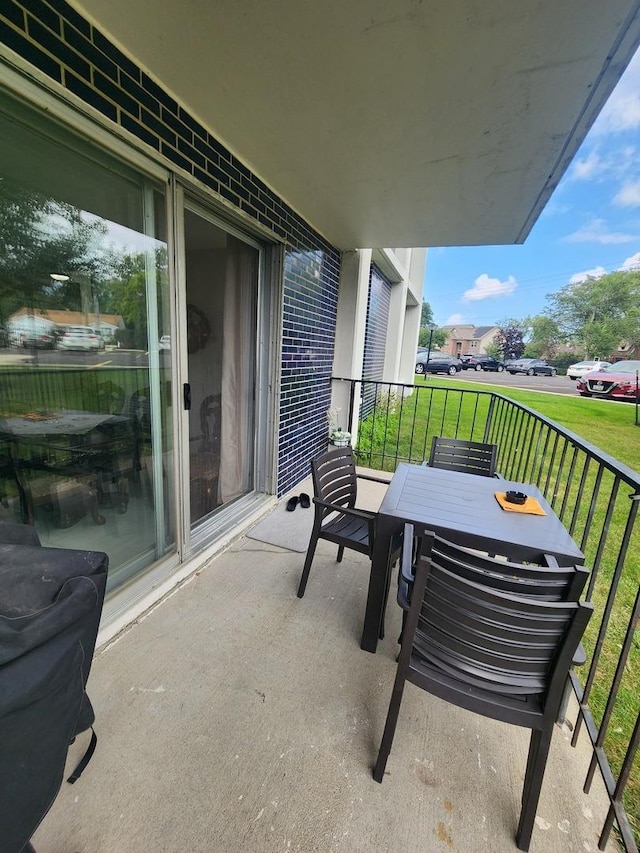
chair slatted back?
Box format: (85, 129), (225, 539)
(311, 447), (358, 519)
(428, 436), (498, 477)
(431, 536), (588, 602)
(409, 543), (592, 701)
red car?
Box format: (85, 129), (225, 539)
(576, 360), (640, 401)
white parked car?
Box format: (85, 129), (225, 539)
(58, 326), (103, 352)
(566, 359), (611, 380)
(159, 335), (171, 351)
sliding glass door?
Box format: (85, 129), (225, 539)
(0, 89), (174, 590)
(182, 203), (260, 531)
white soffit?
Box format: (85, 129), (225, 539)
(72, 0), (640, 250)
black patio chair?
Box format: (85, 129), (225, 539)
(427, 435), (498, 477)
(373, 531), (592, 852)
(396, 524), (589, 717)
(297, 447), (401, 635)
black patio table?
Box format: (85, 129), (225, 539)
(361, 462), (585, 653)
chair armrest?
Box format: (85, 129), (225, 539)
(356, 473), (392, 485)
(313, 498), (376, 522)
(397, 576), (411, 610)
(572, 642), (587, 668)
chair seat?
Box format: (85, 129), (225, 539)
(320, 512), (371, 554)
(297, 447), (394, 604)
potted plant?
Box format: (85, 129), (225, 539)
(327, 407), (351, 446)
(329, 427), (352, 447)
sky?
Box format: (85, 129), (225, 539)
(424, 48), (640, 328)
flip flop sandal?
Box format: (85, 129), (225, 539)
(299, 493), (311, 508)
(286, 496), (299, 511)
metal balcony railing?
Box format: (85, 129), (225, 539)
(334, 376), (640, 852)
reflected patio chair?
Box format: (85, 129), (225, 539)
(374, 530), (592, 851)
(297, 447), (401, 635)
(427, 435), (498, 477)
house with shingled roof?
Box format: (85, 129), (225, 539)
(440, 324), (499, 357)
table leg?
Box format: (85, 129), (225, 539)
(361, 513), (398, 653)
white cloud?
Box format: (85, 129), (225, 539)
(592, 49), (640, 135)
(569, 266), (607, 284)
(541, 200), (571, 216)
(462, 273), (516, 302)
(614, 181), (640, 207)
(619, 251), (640, 270)
(445, 313), (466, 325)
(563, 218), (636, 244)
(571, 150), (603, 180)
(567, 145), (637, 184)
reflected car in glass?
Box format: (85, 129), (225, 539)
(576, 360), (640, 401)
(22, 331), (56, 349)
(57, 326), (104, 351)
(415, 351), (462, 375)
(507, 358), (557, 376)
(566, 359), (611, 380)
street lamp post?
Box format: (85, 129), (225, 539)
(426, 323), (437, 364)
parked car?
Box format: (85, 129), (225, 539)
(566, 359), (611, 380)
(159, 335), (171, 351)
(58, 326), (103, 351)
(22, 331), (56, 349)
(460, 354), (505, 372)
(507, 358), (557, 376)
(576, 360), (640, 401)
(415, 351), (462, 375)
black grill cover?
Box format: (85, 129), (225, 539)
(0, 534), (108, 853)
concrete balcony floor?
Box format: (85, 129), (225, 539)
(33, 480), (617, 853)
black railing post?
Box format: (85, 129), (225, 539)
(483, 393), (496, 444)
(347, 379), (357, 437)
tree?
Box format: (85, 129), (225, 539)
(421, 300), (435, 327)
(547, 271), (640, 358)
(523, 314), (564, 359)
(494, 324), (525, 360)
(418, 325), (446, 348)
(484, 341), (502, 359)
(418, 299), (446, 349)
(0, 178), (115, 325)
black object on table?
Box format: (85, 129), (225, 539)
(360, 463), (585, 653)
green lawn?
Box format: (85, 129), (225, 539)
(422, 375), (640, 474)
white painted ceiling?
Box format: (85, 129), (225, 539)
(73, 1), (640, 249)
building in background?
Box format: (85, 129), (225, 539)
(440, 325), (500, 358)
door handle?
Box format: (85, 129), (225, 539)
(183, 383), (191, 410)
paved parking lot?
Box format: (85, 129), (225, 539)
(442, 368), (578, 396)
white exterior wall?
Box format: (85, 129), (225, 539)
(331, 246), (427, 442)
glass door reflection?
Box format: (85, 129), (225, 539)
(183, 207), (258, 528)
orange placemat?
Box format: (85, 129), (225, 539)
(495, 492), (546, 516)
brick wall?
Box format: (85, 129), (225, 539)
(0, 0), (341, 495)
